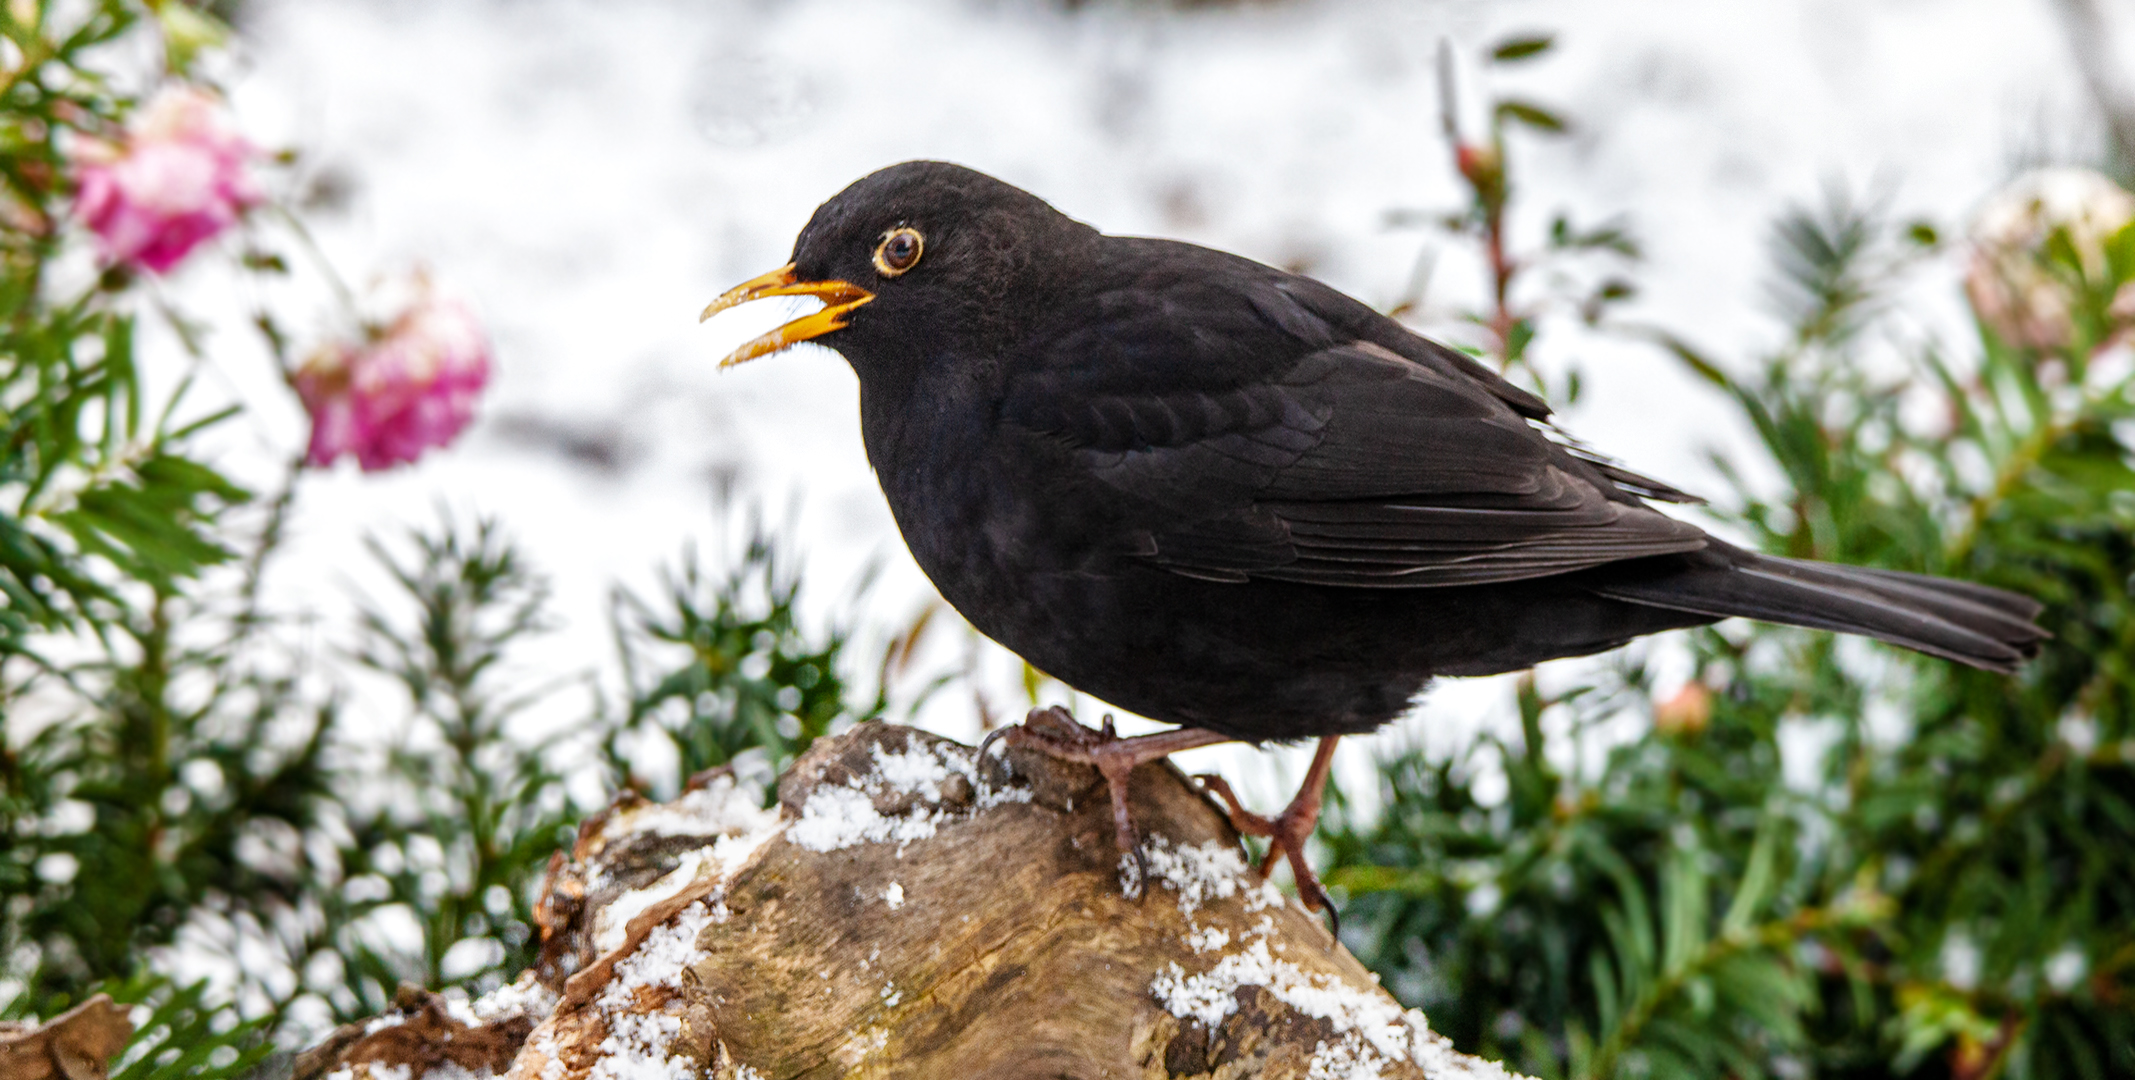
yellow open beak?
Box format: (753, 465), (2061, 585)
(699, 263), (875, 368)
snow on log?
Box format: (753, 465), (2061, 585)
(294, 720), (1524, 1080)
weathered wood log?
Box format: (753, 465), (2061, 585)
(299, 720), (1522, 1079)
(0, 995), (131, 1080)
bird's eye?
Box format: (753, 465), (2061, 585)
(873, 227), (924, 277)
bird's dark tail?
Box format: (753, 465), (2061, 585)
(1587, 543), (2047, 673)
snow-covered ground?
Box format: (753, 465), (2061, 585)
(175, 0), (2124, 814)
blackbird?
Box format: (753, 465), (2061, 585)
(702, 160), (2046, 916)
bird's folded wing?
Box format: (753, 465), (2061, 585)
(1006, 330), (1707, 588)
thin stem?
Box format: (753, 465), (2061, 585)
(232, 452), (305, 639)
(1485, 192), (1517, 370)
(265, 204), (364, 329)
(1944, 404), (2072, 567)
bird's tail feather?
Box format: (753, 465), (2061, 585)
(1589, 545), (2047, 673)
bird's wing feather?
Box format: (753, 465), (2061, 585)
(1002, 248), (1708, 588)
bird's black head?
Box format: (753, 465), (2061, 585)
(700, 161), (1097, 383)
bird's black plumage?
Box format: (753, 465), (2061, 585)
(719, 160), (2046, 746)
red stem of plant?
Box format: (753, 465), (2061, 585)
(1487, 210), (1514, 368)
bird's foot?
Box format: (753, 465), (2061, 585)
(978, 706), (1230, 897)
(1195, 735), (1342, 938)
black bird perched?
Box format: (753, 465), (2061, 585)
(702, 161), (2046, 916)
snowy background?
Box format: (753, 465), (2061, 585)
(167, 0), (2131, 812)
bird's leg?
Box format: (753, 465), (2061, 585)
(1196, 735), (1342, 928)
(978, 705), (1232, 896)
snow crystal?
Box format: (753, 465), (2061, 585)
(443, 996), (479, 1028)
(883, 881), (905, 910)
(835, 1026), (889, 1067)
(595, 850), (711, 953)
(598, 901), (714, 1011)
(788, 739), (1028, 853)
(1131, 834), (1518, 1076)
(1407, 1032), (1528, 1080)
(585, 776), (783, 893)
(588, 778), (783, 949)
(415, 1064), (489, 1080)
(467, 971), (560, 1024)
(531, 1031), (566, 1080)
(590, 1012), (688, 1080)
(1138, 837), (1285, 917)
(324, 1067), (411, 1080)
(616, 777), (780, 840)
(703, 819), (779, 879)
(790, 784), (941, 852)
(329, 1061), (500, 1080)
(1185, 925), (1231, 954)
(1308, 1041), (1379, 1080)
(360, 1011), (406, 1035)
(576, 900), (717, 1080)
(1152, 938), (1521, 1080)
(868, 743), (962, 801)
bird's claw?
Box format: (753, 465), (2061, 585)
(974, 707), (1228, 902)
(974, 724), (1017, 794)
(1197, 770), (1341, 940)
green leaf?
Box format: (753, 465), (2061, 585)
(1506, 318), (1537, 365)
(107, 978), (271, 1080)
(1495, 99), (1566, 134)
(1718, 811), (1780, 936)
(101, 314), (138, 448)
(2105, 218), (2135, 289)
(1491, 35), (1555, 62)
(1644, 330), (1733, 390)
(154, 2), (231, 75)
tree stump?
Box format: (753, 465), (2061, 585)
(296, 720), (1522, 1080)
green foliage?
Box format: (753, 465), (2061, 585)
(1, 0), (249, 650)
(5, 497), (888, 1047)
(1, 2), (889, 1063)
(0, 575), (335, 1015)
(309, 515), (576, 1017)
(2, 5), (326, 1053)
(106, 975), (275, 1080)
(1330, 102), (2135, 1080)
(304, 514), (884, 1022)
(605, 522), (886, 793)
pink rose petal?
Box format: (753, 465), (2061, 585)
(68, 85), (261, 274)
(295, 293), (493, 472)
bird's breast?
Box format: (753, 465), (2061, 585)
(863, 375), (1132, 651)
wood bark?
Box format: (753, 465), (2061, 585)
(297, 720), (1522, 1080)
(0, 995), (131, 1080)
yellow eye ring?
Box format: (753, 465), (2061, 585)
(873, 227), (924, 277)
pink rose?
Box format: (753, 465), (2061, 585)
(1964, 167), (2135, 351)
(68, 85), (261, 274)
(295, 292), (493, 471)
